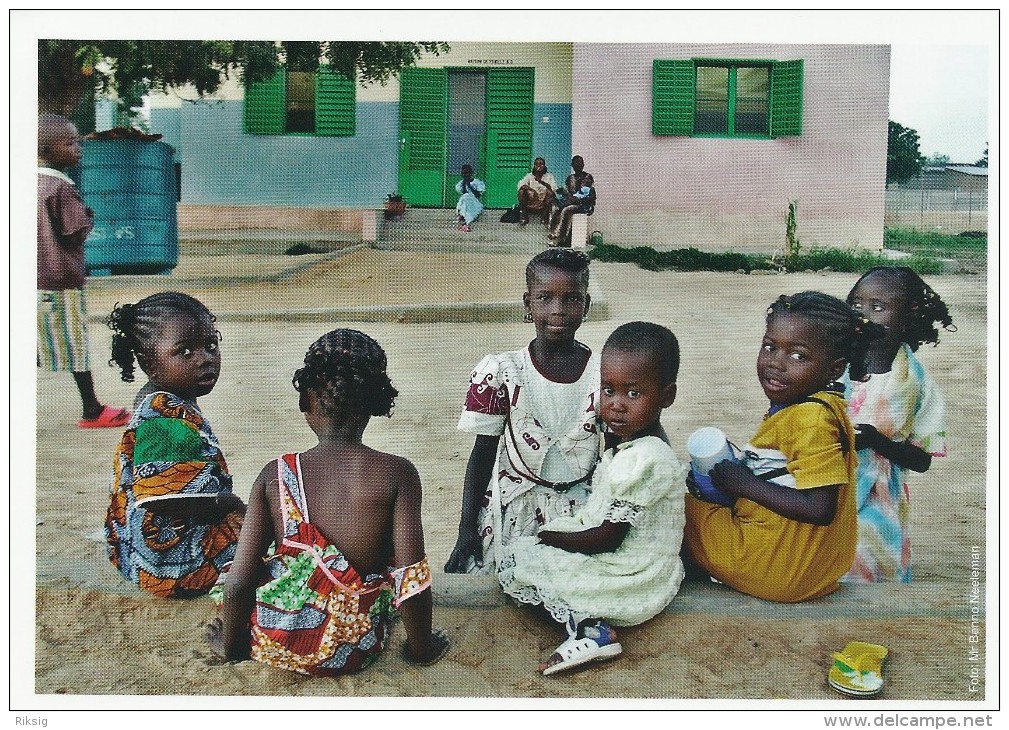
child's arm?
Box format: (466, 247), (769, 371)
(444, 434), (499, 573)
(538, 521), (630, 554)
(855, 424), (932, 472)
(710, 461), (840, 526)
(210, 464), (274, 661)
(390, 458), (449, 665)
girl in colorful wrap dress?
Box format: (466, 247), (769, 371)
(842, 267), (955, 582)
(104, 293), (245, 598)
(207, 329), (449, 675)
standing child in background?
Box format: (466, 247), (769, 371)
(499, 322), (685, 676)
(684, 292), (883, 603)
(455, 164), (486, 233)
(207, 329), (449, 675)
(842, 267), (955, 583)
(37, 114), (130, 428)
(445, 249), (601, 576)
(104, 292), (245, 597)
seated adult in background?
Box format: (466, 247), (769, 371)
(516, 157), (558, 226)
(455, 164), (486, 233)
(549, 155), (596, 246)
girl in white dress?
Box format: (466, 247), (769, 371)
(499, 322), (686, 676)
(445, 249), (601, 576)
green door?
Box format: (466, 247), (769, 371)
(398, 67), (448, 207)
(484, 68), (534, 208)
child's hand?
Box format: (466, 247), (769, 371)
(444, 534), (483, 573)
(204, 617), (227, 659)
(687, 465), (736, 507)
(709, 460), (755, 496)
(402, 628), (451, 666)
(854, 424), (886, 451)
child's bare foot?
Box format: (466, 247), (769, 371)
(204, 617), (226, 658)
(402, 627), (451, 666)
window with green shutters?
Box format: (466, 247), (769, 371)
(653, 58), (802, 138)
(244, 65), (356, 136)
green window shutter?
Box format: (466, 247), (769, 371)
(770, 60), (803, 137)
(315, 65), (356, 137)
(244, 70), (286, 135)
(485, 67), (534, 208)
(652, 59), (695, 136)
(398, 67), (448, 206)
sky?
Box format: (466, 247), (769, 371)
(890, 44), (990, 164)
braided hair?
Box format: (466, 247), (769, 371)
(107, 292), (216, 382)
(525, 248), (591, 289)
(603, 321), (680, 386)
(848, 266), (956, 351)
(767, 291), (885, 382)
(292, 329), (398, 418)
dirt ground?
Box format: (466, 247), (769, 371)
(28, 249), (991, 708)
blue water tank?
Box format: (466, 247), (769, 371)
(79, 139), (178, 275)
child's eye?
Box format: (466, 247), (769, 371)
(789, 352), (806, 361)
(872, 303), (884, 312)
(761, 344), (774, 352)
(207, 341), (218, 351)
(628, 390), (641, 399)
(601, 387), (614, 396)
(181, 347), (194, 357)
(851, 303), (863, 311)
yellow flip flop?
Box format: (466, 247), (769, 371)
(828, 641), (888, 698)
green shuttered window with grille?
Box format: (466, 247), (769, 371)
(653, 58), (802, 138)
(244, 66), (356, 136)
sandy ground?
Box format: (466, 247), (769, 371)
(29, 249), (991, 707)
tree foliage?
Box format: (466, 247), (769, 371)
(975, 144), (988, 168)
(886, 120), (925, 185)
(39, 40), (450, 117)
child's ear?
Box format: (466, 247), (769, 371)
(583, 292), (592, 317)
(136, 351), (153, 373)
(829, 357), (847, 383)
(522, 291), (531, 312)
(661, 382), (677, 408)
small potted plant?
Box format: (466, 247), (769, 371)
(385, 193), (407, 220)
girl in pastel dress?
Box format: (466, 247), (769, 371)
(444, 249), (602, 577)
(499, 322), (685, 676)
(207, 329), (449, 675)
(104, 292), (245, 598)
(842, 267), (955, 582)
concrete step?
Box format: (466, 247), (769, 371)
(377, 207), (556, 254)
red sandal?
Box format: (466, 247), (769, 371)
(78, 406), (131, 429)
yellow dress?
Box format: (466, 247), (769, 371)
(684, 392), (857, 603)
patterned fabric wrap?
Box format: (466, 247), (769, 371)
(842, 345), (947, 583)
(249, 453), (431, 676)
(104, 392), (241, 598)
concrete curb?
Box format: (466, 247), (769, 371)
(36, 566), (979, 620)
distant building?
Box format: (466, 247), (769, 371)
(137, 42), (890, 252)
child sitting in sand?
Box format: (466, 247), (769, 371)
(684, 291), (883, 603)
(104, 292), (245, 598)
(498, 322), (686, 676)
(207, 329), (449, 675)
(445, 249), (602, 577)
(842, 267), (955, 583)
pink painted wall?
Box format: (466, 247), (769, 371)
(573, 43), (890, 252)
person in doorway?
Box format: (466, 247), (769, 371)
(455, 164), (486, 233)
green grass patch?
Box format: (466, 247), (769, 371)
(589, 243), (944, 275)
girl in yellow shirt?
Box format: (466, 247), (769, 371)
(684, 291), (883, 602)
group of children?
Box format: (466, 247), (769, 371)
(40, 115), (955, 680)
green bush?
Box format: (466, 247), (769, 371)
(589, 243), (943, 275)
